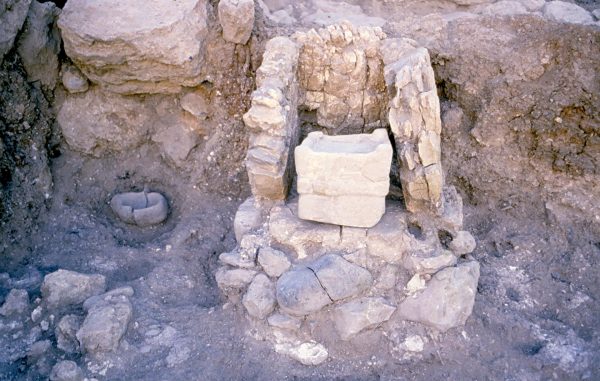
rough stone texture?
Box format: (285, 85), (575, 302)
(276, 268), (332, 316)
(41, 269), (106, 309)
(0, 288), (28, 316)
(397, 261), (480, 332)
(215, 268), (257, 290)
(294, 22), (388, 133)
(55, 314), (82, 353)
(49, 360), (83, 381)
(366, 206), (415, 264)
(243, 37), (300, 200)
(234, 197), (263, 242)
(295, 129), (392, 228)
(218, 0), (255, 45)
(333, 297), (396, 340)
(0, 0), (32, 61)
(180, 91), (209, 119)
(57, 88), (152, 157)
(542, 1), (594, 24)
(219, 250), (256, 269)
(58, 0), (209, 94)
(242, 274), (276, 319)
(258, 247), (291, 277)
(77, 287), (133, 355)
(267, 313), (302, 330)
(61, 63), (88, 93)
(309, 254), (373, 301)
(403, 249), (457, 275)
(448, 230), (476, 255)
(480, 1), (528, 16)
(385, 46), (444, 214)
(151, 113), (203, 167)
(16, 0), (61, 90)
(269, 202), (340, 259)
(274, 340), (328, 365)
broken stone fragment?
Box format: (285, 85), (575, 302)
(233, 197), (263, 243)
(218, 0), (255, 44)
(77, 287), (134, 355)
(276, 268), (332, 316)
(219, 251), (256, 269)
(333, 297), (396, 340)
(448, 231), (477, 255)
(274, 340), (328, 366)
(215, 267), (257, 290)
(267, 313), (302, 331)
(110, 191), (169, 227)
(397, 261), (480, 332)
(0, 289), (29, 317)
(152, 113), (203, 167)
(180, 91), (209, 119)
(403, 250), (457, 275)
(309, 254), (373, 301)
(295, 129), (392, 228)
(55, 314), (82, 354)
(242, 274), (276, 319)
(61, 64), (88, 93)
(49, 360), (83, 381)
(58, 0), (209, 94)
(258, 247), (291, 278)
(41, 270), (106, 310)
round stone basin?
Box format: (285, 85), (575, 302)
(110, 190), (169, 227)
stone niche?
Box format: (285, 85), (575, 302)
(219, 22), (479, 365)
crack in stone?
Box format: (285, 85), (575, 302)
(306, 266), (334, 302)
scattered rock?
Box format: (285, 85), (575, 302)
(0, 0), (32, 61)
(0, 288), (29, 316)
(276, 268), (332, 316)
(215, 268), (257, 290)
(58, 0), (209, 94)
(16, 0), (61, 89)
(41, 269), (106, 310)
(77, 287), (133, 355)
(57, 88), (152, 156)
(50, 360), (84, 381)
(31, 305), (43, 322)
(267, 313), (302, 331)
(218, 0), (255, 44)
(61, 63), (88, 93)
(55, 314), (82, 353)
(233, 197), (263, 242)
(309, 254), (373, 301)
(449, 231), (477, 255)
(258, 247), (291, 277)
(542, 1), (594, 24)
(110, 190), (169, 227)
(397, 261), (480, 332)
(333, 297), (396, 340)
(403, 250), (457, 275)
(242, 274), (276, 319)
(274, 340), (328, 365)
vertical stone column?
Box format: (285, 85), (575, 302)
(242, 37), (300, 200)
(385, 46), (443, 214)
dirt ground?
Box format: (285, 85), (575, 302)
(1, 1), (600, 380)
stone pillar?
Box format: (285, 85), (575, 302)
(385, 47), (444, 214)
(243, 37), (300, 200)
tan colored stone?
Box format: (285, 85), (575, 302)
(233, 197), (263, 243)
(218, 0), (255, 45)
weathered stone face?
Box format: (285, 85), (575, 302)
(58, 0), (208, 94)
(295, 129), (392, 228)
(276, 268), (332, 316)
(218, 0), (255, 45)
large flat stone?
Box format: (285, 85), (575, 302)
(58, 0), (208, 94)
(333, 297), (396, 340)
(41, 270), (106, 310)
(295, 129), (392, 228)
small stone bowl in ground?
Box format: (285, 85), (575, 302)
(110, 190), (169, 227)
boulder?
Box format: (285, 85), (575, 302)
(309, 254), (373, 301)
(77, 287), (133, 355)
(41, 270), (106, 310)
(16, 0), (61, 89)
(55, 314), (82, 353)
(57, 88), (152, 157)
(242, 274), (276, 319)
(258, 247), (291, 277)
(0, 288), (29, 316)
(0, 0), (32, 61)
(218, 0), (255, 44)
(276, 268), (332, 316)
(58, 0), (209, 94)
(542, 1), (594, 24)
(333, 297), (396, 340)
(49, 360), (83, 381)
(397, 261), (480, 332)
